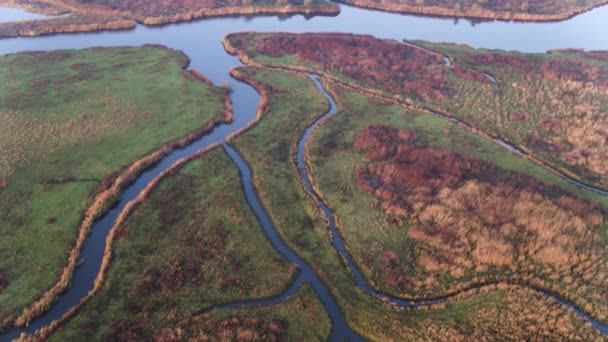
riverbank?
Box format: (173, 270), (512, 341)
(0, 0), (339, 38)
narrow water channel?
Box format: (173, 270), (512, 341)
(1, 3), (607, 341)
(223, 144), (363, 341)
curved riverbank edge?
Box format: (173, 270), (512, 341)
(222, 33), (608, 198)
(0, 4), (339, 39)
(332, 0), (608, 22)
(16, 143), (225, 342)
(0, 15), (137, 39)
(302, 78), (608, 328)
(2, 63), (232, 332)
(185, 70), (234, 123)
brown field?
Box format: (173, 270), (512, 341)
(332, 0), (608, 21)
(355, 124), (605, 282)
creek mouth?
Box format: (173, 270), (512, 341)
(0, 3), (607, 341)
(299, 75), (608, 336)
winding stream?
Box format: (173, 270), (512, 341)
(1, 3), (608, 341)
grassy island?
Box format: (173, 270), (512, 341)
(0, 45), (228, 329)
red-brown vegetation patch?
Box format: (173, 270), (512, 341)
(466, 52), (538, 73)
(585, 50), (608, 62)
(354, 125), (606, 306)
(540, 58), (608, 88)
(539, 119), (566, 132)
(465, 50), (608, 88)
(68, 63), (93, 71)
(252, 33), (453, 102)
(451, 65), (492, 83)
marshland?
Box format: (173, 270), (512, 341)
(0, 2), (607, 341)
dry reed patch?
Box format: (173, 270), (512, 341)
(453, 49), (608, 180)
(0, 13), (135, 38)
(355, 125), (606, 314)
(401, 287), (605, 340)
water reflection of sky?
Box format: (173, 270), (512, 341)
(0, 7), (50, 22)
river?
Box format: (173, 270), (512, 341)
(0, 3), (607, 341)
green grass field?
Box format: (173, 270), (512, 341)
(0, 46), (226, 326)
(50, 148), (303, 340)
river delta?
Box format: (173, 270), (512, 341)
(0, 2), (607, 341)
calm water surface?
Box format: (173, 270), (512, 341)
(0, 7), (52, 22)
